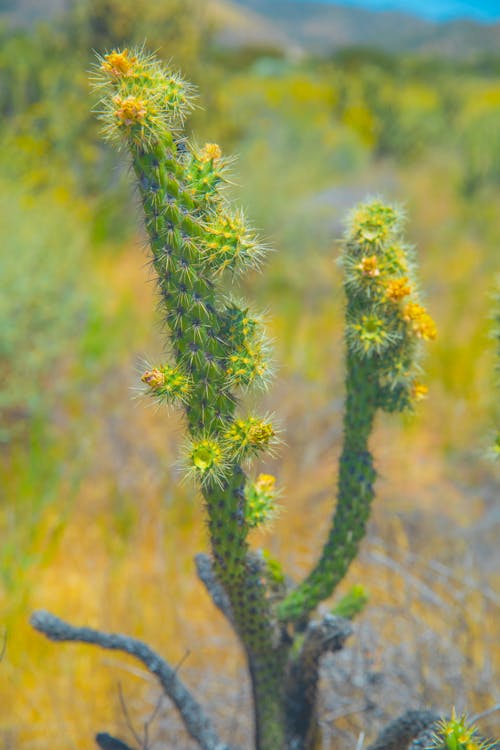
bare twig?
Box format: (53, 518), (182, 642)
(365, 550), (451, 610)
(96, 733), (136, 750)
(286, 614), (353, 748)
(143, 692), (164, 750)
(470, 703), (500, 724)
(31, 610), (239, 750)
(118, 682), (143, 748)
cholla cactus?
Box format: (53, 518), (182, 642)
(31, 48), (447, 750)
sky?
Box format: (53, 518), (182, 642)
(299, 0), (500, 22)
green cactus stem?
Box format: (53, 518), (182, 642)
(93, 47), (286, 750)
(278, 200), (436, 623)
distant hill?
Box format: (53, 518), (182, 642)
(3, 0), (500, 60)
(220, 0), (500, 58)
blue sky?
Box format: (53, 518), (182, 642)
(299, 0), (500, 22)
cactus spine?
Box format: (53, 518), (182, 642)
(91, 49), (436, 749)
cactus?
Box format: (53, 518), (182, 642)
(30, 47), (498, 750)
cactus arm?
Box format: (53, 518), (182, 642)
(30, 611), (239, 750)
(92, 49), (287, 750)
(278, 201), (436, 623)
(278, 354), (377, 622)
(285, 614), (353, 748)
(195, 552), (234, 625)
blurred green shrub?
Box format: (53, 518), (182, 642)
(460, 107), (500, 195)
(0, 183), (89, 441)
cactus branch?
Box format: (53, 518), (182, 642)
(278, 201), (436, 623)
(285, 615), (353, 747)
(30, 611), (238, 750)
(89, 47), (288, 750)
(195, 553), (235, 626)
(367, 710), (440, 750)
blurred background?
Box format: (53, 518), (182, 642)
(0, 0), (499, 748)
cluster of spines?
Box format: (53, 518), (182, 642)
(342, 199), (436, 412)
(244, 474), (280, 529)
(429, 710), (494, 750)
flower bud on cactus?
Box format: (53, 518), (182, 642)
(430, 710), (494, 750)
(141, 365), (191, 403)
(331, 584), (369, 620)
(224, 417), (277, 461)
(245, 474), (279, 529)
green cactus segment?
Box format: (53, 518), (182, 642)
(429, 711), (494, 750)
(343, 200), (436, 410)
(94, 49), (285, 748)
(277, 200), (436, 623)
(203, 210), (266, 275)
(222, 303), (271, 389)
(245, 475), (279, 528)
(224, 416), (276, 461)
(141, 365), (191, 403)
(277, 355), (377, 622)
(184, 142), (229, 204)
(331, 583), (369, 620)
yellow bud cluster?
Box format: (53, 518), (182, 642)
(141, 368), (165, 388)
(113, 95), (147, 126)
(385, 277), (411, 301)
(101, 49), (137, 77)
(255, 474), (276, 493)
(245, 474), (279, 529)
(357, 255), (380, 277)
(225, 416), (276, 459)
(403, 302), (437, 340)
(431, 709), (492, 750)
(141, 365), (191, 403)
(411, 381), (428, 401)
(201, 143), (222, 162)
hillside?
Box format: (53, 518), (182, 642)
(3, 0), (500, 60)
(224, 0), (500, 58)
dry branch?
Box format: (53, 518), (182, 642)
(30, 610), (239, 750)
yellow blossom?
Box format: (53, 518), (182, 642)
(201, 143), (222, 162)
(255, 474), (276, 493)
(411, 382), (428, 401)
(102, 49), (137, 77)
(141, 368), (165, 389)
(386, 277), (411, 301)
(357, 255), (380, 277)
(113, 95), (147, 126)
(404, 302), (437, 340)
